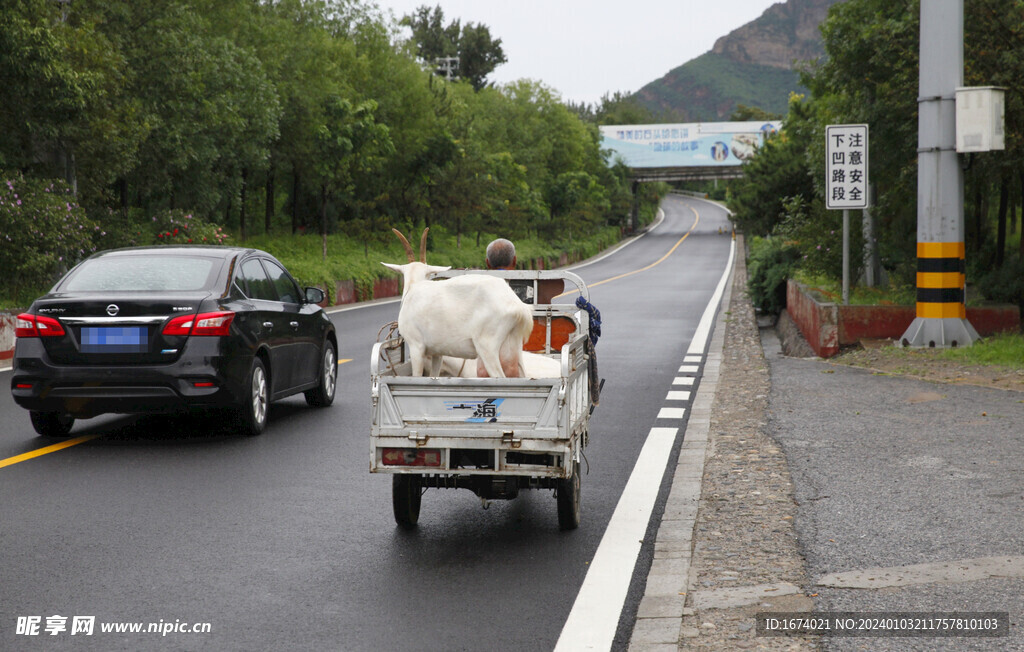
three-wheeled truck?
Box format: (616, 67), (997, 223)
(370, 270), (597, 530)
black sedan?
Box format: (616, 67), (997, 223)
(10, 246), (338, 437)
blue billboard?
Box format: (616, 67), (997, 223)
(599, 121), (781, 168)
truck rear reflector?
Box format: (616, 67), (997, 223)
(381, 448), (442, 467)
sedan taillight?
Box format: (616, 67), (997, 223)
(15, 313), (66, 338)
(162, 311), (235, 337)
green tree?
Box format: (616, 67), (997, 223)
(964, 0), (1024, 266)
(111, 4), (280, 223)
(728, 95), (816, 236)
(804, 0), (920, 280)
(252, 0), (360, 234)
(401, 5), (506, 90)
(312, 97), (393, 260)
(456, 22), (507, 91)
(0, 0), (143, 205)
(729, 104), (783, 121)
(547, 171), (611, 242)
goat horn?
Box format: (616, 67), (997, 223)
(419, 228), (429, 263)
(392, 228), (415, 263)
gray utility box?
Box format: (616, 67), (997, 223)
(956, 86), (1005, 153)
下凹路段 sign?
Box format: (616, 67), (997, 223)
(826, 124), (869, 210)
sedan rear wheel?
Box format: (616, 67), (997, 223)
(304, 340), (337, 407)
(238, 357), (269, 436)
(29, 411), (75, 438)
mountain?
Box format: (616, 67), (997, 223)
(632, 0), (843, 120)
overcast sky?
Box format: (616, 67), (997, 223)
(375, 0), (783, 106)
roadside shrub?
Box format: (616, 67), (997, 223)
(773, 195), (862, 282)
(976, 254), (1024, 312)
(86, 207), (147, 251)
(0, 172), (97, 300)
(747, 235), (801, 314)
(150, 209), (230, 246)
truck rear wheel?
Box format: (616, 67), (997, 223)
(557, 462), (581, 530)
(393, 474), (422, 529)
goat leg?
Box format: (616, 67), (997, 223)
(428, 355), (443, 378)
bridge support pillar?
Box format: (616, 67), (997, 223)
(630, 180), (640, 234)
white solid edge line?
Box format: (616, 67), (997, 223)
(553, 427), (679, 652)
(687, 238), (735, 357)
(555, 239), (736, 651)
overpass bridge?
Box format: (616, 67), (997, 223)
(599, 121), (781, 229)
(599, 121), (781, 182)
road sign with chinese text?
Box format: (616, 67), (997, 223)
(826, 124), (869, 210)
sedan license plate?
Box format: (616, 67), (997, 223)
(81, 326), (149, 353)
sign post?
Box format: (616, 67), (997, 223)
(825, 124), (869, 305)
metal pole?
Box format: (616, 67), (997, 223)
(899, 0), (978, 347)
(862, 184), (878, 287)
(843, 209), (850, 305)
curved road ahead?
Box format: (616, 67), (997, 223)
(0, 195), (733, 651)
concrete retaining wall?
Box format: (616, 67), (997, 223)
(787, 280), (1021, 358)
(786, 280), (839, 357)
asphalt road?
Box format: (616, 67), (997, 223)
(763, 331), (1024, 651)
(0, 195), (734, 651)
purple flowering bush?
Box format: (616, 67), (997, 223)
(0, 172), (97, 303)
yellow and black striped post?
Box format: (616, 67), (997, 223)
(915, 242), (965, 319)
(902, 238), (979, 347)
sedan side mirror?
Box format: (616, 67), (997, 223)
(304, 287), (326, 305)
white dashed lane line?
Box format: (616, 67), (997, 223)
(657, 407), (687, 420)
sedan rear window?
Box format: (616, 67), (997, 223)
(61, 256), (222, 292)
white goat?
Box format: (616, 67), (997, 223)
(382, 229), (534, 378)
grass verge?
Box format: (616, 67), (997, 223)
(0, 225), (624, 310)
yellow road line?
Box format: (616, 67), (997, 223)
(556, 206), (701, 298)
(338, 359), (352, 365)
(0, 435), (101, 469)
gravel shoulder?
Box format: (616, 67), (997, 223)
(678, 244), (818, 650)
